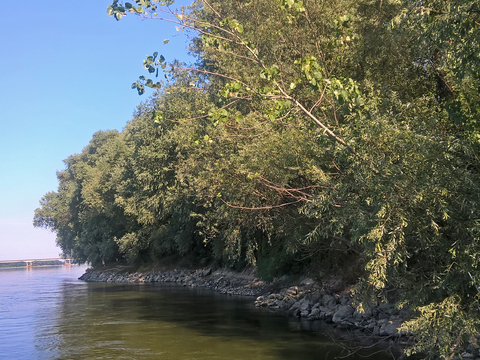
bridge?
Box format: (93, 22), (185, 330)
(0, 258), (73, 268)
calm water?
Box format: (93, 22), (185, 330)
(0, 266), (397, 360)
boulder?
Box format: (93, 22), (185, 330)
(322, 294), (337, 309)
(332, 305), (354, 323)
(353, 310), (365, 321)
(379, 320), (402, 337)
(269, 293), (282, 300)
(324, 308), (337, 323)
(289, 298), (304, 312)
(254, 296), (266, 307)
(299, 298), (312, 317)
(307, 307), (321, 320)
(300, 278), (315, 286)
(300, 299), (311, 311)
(378, 312), (390, 320)
(284, 286), (298, 297)
(267, 299), (279, 308)
(378, 302), (393, 312)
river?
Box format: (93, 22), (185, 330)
(0, 265), (397, 359)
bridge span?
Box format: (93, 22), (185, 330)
(0, 258), (73, 268)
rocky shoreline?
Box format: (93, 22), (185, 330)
(79, 266), (412, 340)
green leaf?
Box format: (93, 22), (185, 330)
(446, 101), (464, 125)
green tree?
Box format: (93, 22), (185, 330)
(35, 0), (480, 356)
(34, 130), (127, 266)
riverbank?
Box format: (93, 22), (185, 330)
(80, 267), (413, 340)
(80, 266), (480, 359)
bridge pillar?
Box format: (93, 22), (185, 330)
(25, 261), (33, 268)
(64, 258), (72, 266)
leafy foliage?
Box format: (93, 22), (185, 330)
(35, 0), (480, 356)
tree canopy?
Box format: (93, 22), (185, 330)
(35, 0), (480, 357)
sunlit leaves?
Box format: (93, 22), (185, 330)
(129, 52), (166, 94)
(107, 0), (176, 20)
(98, 1), (480, 356)
(296, 56), (324, 88)
(218, 17), (244, 33)
(259, 64), (280, 81)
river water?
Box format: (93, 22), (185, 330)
(0, 266), (397, 360)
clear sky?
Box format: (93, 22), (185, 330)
(0, 0), (192, 260)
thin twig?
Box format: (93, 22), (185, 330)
(220, 198), (304, 210)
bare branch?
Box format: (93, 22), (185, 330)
(220, 198), (304, 210)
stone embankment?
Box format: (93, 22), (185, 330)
(79, 267), (411, 339)
(254, 281), (410, 338)
(79, 267), (270, 296)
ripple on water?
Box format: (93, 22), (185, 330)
(0, 266), (397, 360)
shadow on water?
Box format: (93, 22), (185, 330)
(53, 281), (400, 360)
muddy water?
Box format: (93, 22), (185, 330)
(0, 266), (396, 359)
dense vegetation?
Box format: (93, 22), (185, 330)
(34, 0), (480, 357)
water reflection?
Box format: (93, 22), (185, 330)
(1, 267), (397, 360)
(50, 282), (397, 360)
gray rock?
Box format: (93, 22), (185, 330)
(284, 298), (297, 308)
(277, 300), (290, 310)
(307, 307), (321, 320)
(399, 307), (413, 319)
(363, 308), (374, 319)
(284, 286), (298, 297)
(300, 310), (310, 317)
(342, 315), (355, 325)
(377, 318), (389, 326)
(378, 312), (390, 320)
(322, 294), (337, 309)
(379, 320), (402, 336)
(353, 311), (365, 321)
(268, 293), (281, 300)
(337, 316), (356, 330)
(332, 305), (354, 323)
(267, 299), (279, 308)
(289, 298), (304, 313)
(324, 311), (335, 323)
(301, 278), (315, 286)
(378, 303), (392, 312)
(339, 296), (350, 305)
(300, 299), (311, 311)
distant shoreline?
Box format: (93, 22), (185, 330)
(0, 261), (66, 269)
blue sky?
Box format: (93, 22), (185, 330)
(0, 0), (192, 260)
